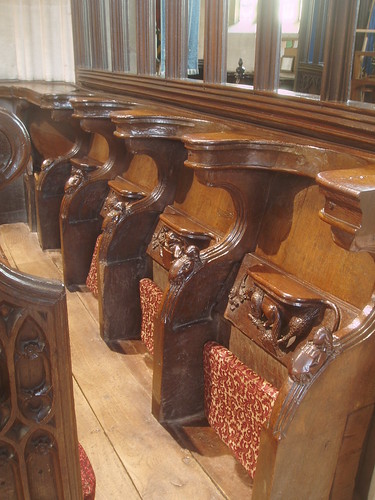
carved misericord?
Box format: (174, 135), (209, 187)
(228, 268), (340, 357)
(151, 225), (186, 265)
(248, 283), (325, 355)
(64, 167), (85, 194)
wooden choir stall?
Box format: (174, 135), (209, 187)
(2, 0), (375, 497)
(2, 84), (375, 497)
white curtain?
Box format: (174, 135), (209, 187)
(0, 0), (75, 82)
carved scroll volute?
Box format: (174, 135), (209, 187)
(317, 167), (375, 253)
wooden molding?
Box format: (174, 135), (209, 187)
(76, 69), (375, 152)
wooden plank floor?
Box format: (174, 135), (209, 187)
(0, 223), (253, 500)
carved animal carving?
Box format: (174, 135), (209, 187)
(101, 201), (128, 233)
(169, 245), (202, 286)
(228, 273), (251, 311)
(290, 326), (336, 383)
(247, 284), (324, 355)
(64, 168), (85, 194)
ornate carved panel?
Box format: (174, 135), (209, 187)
(0, 264), (82, 499)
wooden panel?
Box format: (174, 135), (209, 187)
(255, 174), (375, 308)
(173, 175), (235, 236)
(0, 261), (82, 499)
(330, 404), (374, 499)
(124, 154), (158, 191)
(87, 132), (109, 163)
(229, 325), (288, 390)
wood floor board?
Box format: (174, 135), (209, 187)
(66, 290), (225, 499)
(73, 380), (141, 500)
(0, 222), (251, 499)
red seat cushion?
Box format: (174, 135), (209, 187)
(79, 443), (96, 500)
(86, 234), (103, 297)
(203, 341), (279, 478)
(139, 278), (163, 354)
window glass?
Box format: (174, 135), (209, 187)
(293, 0), (326, 96)
(227, 0), (258, 86)
(279, 0), (302, 92)
(351, 0), (375, 102)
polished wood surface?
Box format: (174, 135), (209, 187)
(59, 96), (136, 284)
(2, 81), (375, 499)
(95, 109), (226, 343)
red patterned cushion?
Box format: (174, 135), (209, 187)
(79, 443), (96, 500)
(86, 234), (103, 297)
(203, 341), (279, 478)
(139, 278), (163, 354)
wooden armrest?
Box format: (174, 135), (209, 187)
(70, 156), (102, 171)
(108, 176), (147, 200)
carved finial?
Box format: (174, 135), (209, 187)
(235, 58), (245, 84)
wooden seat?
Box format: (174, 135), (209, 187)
(222, 164), (375, 497)
(87, 109), (227, 343)
(0, 261), (95, 499)
(142, 128), (375, 497)
(59, 97), (137, 285)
